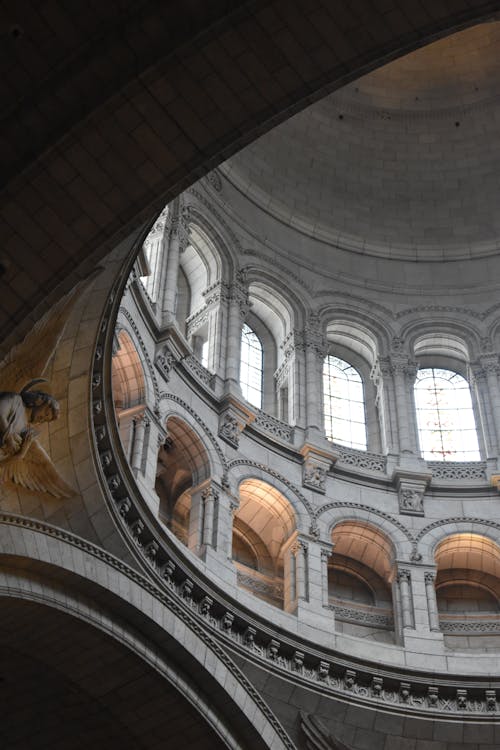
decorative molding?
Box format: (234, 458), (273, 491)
(182, 354), (216, 390)
(205, 170), (222, 192)
(440, 619), (500, 635)
(155, 344), (176, 382)
(327, 601), (394, 630)
(427, 461), (487, 482)
(331, 443), (386, 473)
(253, 410), (294, 442)
(399, 488), (424, 515)
(237, 569), (283, 602)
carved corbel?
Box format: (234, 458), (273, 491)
(300, 444), (337, 494)
(392, 468), (431, 516)
(218, 396), (255, 449)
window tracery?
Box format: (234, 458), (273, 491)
(323, 355), (367, 450)
(240, 323), (263, 409)
(414, 368), (480, 461)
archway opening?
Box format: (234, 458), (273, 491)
(232, 478), (296, 608)
(330, 521), (395, 643)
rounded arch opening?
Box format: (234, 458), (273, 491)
(233, 478), (297, 609)
(156, 416), (211, 544)
(329, 521), (395, 643)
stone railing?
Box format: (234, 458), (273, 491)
(331, 443), (387, 474)
(236, 565), (284, 605)
(182, 354), (216, 390)
(440, 613), (500, 634)
(427, 461), (487, 482)
(253, 410), (294, 443)
(328, 598), (394, 630)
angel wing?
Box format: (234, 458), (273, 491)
(0, 439), (75, 498)
(0, 270), (101, 393)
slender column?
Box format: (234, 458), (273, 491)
(225, 272), (250, 385)
(303, 314), (327, 431)
(188, 481), (207, 555)
(397, 569), (414, 629)
(371, 357), (396, 454)
(424, 571), (440, 632)
(131, 413), (148, 474)
(320, 546), (332, 607)
(160, 200), (190, 325)
(201, 484), (218, 548)
(295, 540), (308, 601)
(392, 363), (413, 454)
(472, 355), (500, 456)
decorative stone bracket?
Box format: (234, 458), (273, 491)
(300, 443), (337, 494)
(218, 396), (255, 449)
(393, 468), (431, 516)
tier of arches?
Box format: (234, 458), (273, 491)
(111, 377), (500, 650)
(130, 194), (500, 464)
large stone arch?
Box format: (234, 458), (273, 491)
(0, 515), (293, 750)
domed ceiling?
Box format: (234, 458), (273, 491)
(221, 22), (500, 262)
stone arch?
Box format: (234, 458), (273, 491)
(156, 414), (214, 541)
(318, 502), (413, 560)
(318, 304), (394, 359)
(159, 393), (227, 477)
(187, 207), (237, 284)
(117, 306), (160, 408)
(112, 328), (146, 410)
(0, 518), (291, 750)
(400, 319), (482, 363)
(416, 518), (500, 565)
(227, 459), (314, 528)
(232, 478), (297, 608)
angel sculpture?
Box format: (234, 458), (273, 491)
(0, 276), (97, 498)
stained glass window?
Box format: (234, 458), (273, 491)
(323, 356), (367, 450)
(414, 368), (480, 461)
(240, 324), (263, 409)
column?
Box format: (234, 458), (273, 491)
(201, 484), (216, 548)
(320, 544), (333, 607)
(131, 412), (148, 474)
(201, 480), (237, 583)
(371, 356), (398, 455)
(224, 272), (250, 386)
(303, 314), (326, 431)
(188, 480), (207, 555)
(284, 536), (308, 612)
(392, 360), (414, 455)
(472, 355), (500, 457)
(160, 199), (190, 325)
(424, 571), (440, 632)
(397, 568), (414, 629)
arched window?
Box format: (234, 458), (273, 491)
(414, 368), (480, 461)
(323, 355), (367, 450)
(240, 323), (263, 409)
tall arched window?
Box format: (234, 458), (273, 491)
(414, 368), (480, 461)
(240, 323), (263, 409)
(323, 355), (367, 450)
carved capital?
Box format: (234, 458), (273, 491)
(397, 569), (411, 584)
